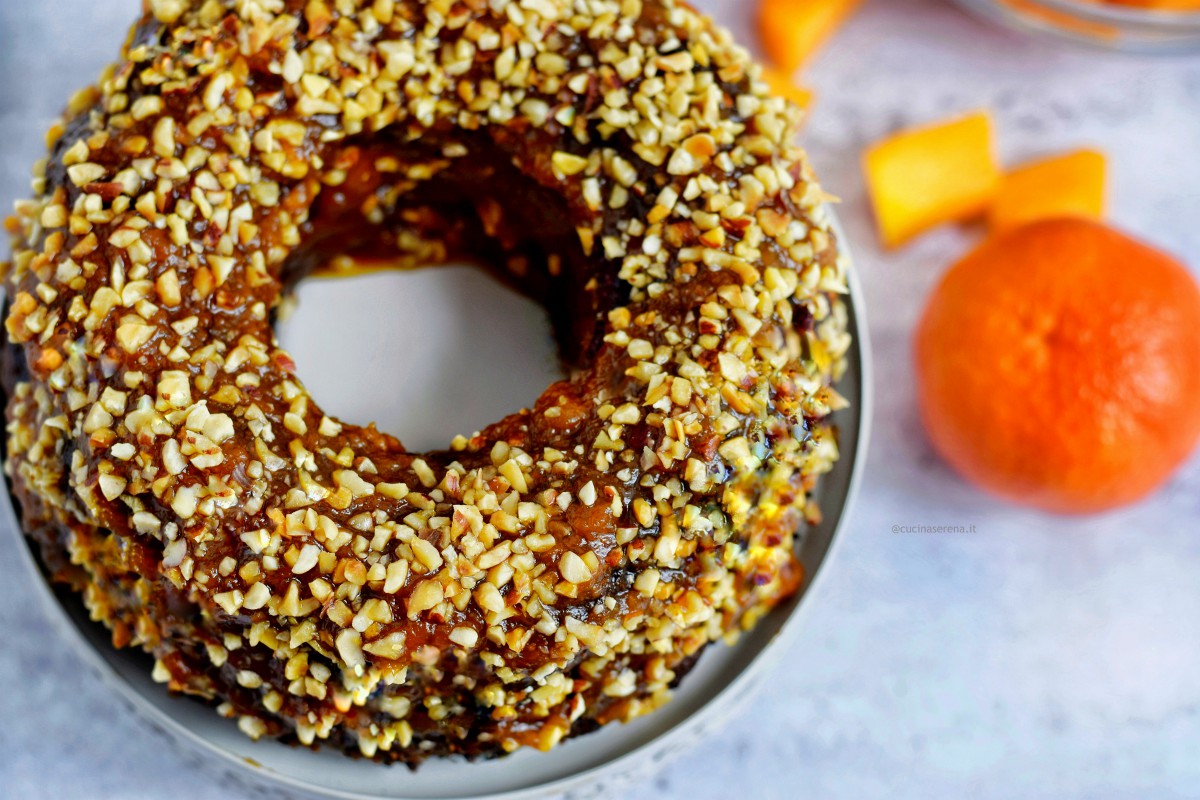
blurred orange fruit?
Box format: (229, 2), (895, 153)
(915, 218), (1200, 513)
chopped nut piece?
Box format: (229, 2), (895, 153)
(406, 580), (443, 617)
(336, 629), (365, 670)
(411, 538), (444, 572)
(66, 163), (106, 186)
(242, 582), (271, 610)
(448, 627), (479, 648)
(559, 551), (593, 584)
(334, 469), (374, 497)
(552, 151), (588, 177)
(98, 473), (127, 501)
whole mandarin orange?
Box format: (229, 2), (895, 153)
(915, 218), (1200, 514)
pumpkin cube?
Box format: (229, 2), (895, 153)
(760, 66), (814, 110)
(863, 111), (1001, 249)
(988, 149), (1107, 233)
(758, 0), (863, 74)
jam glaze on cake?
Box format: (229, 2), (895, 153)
(2, 0), (850, 765)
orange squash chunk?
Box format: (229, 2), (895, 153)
(760, 66), (814, 110)
(758, 0), (863, 74)
(863, 111), (1001, 249)
(989, 149), (1107, 233)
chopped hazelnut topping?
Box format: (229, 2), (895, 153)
(2, 0), (849, 766)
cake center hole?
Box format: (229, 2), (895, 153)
(276, 262), (565, 452)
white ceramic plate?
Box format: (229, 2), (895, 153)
(4, 224), (871, 800)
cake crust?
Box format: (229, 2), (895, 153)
(3, 0), (850, 764)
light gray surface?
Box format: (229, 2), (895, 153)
(2, 1), (1200, 798)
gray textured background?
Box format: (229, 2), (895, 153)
(4, 0), (1200, 798)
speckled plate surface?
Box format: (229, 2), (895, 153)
(3, 220), (870, 800)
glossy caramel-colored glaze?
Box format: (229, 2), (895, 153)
(3, 0), (850, 764)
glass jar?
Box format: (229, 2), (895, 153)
(953, 0), (1200, 51)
